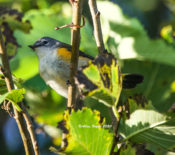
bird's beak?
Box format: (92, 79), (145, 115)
(28, 41), (44, 50)
(28, 45), (35, 50)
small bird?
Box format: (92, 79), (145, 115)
(29, 37), (143, 98)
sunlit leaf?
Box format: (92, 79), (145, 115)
(98, 1), (175, 67)
(76, 53), (122, 107)
(59, 108), (113, 155)
(0, 88), (25, 111)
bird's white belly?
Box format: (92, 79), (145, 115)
(39, 56), (69, 98)
(46, 79), (68, 98)
(38, 54), (89, 98)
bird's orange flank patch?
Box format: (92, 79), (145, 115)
(57, 48), (72, 59)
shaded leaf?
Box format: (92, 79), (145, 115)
(25, 89), (66, 126)
(119, 99), (175, 151)
(0, 74), (7, 94)
(120, 144), (136, 155)
(121, 60), (175, 112)
(0, 7), (32, 59)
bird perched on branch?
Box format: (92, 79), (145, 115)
(29, 37), (143, 98)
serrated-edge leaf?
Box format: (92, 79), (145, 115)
(121, 118), (168, 141)
(62, 108), (113, 155)
(77, 54), (122, 107)
(120, 109), (175, 150)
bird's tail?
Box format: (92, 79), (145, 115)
(122, 74), (144, 89)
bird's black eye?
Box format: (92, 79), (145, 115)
(43, 40), (48, 44)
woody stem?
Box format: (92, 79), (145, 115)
(61, 0), (84, 149)
(0, 27), (34, 155)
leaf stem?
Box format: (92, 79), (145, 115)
(112, 106), (120, 120)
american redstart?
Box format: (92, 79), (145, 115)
(29, 37), (143, 98)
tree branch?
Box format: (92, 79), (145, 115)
(0, 28), (38, 155)
(61, 0), (84, 149)
(67, 0), (84, 111)
(88, 0), (105, 54)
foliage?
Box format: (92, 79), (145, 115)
(120, 144), (136, 155)
(120, 99), (175, 151)
(1, 0), (175, 155)
(76, 53), (122, 107)
(99, 2), (175, 67)
(0, 88), (25, 111)
(0, 7), (32, 59)
(59, 108), (113, 155)
(0, 74), (7, 94)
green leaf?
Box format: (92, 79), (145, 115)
(119, 99), (175, 151)
(0, 73), (23, 95)
(0, 93), (8, 104)
(0, 8), (32, 60)
(146, 143), (175, 155)
(25, 89), (66, 126)
(61, 108), (113, 155)
(0, 74), (7, 94)
(121, 60), (175, 112)
(76, 53), (122, 107)
(98, 1), (175, 67)
(0, 88), (25, 111)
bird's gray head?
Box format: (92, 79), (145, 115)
(29, 37), (60, 58)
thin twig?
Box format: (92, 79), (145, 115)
(61, 0), (84, 149)
(55, 16), (85, 30)
(22, 105), (40, 155)
(88, 0), (105, 54)
(0, 28), (34, 155)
